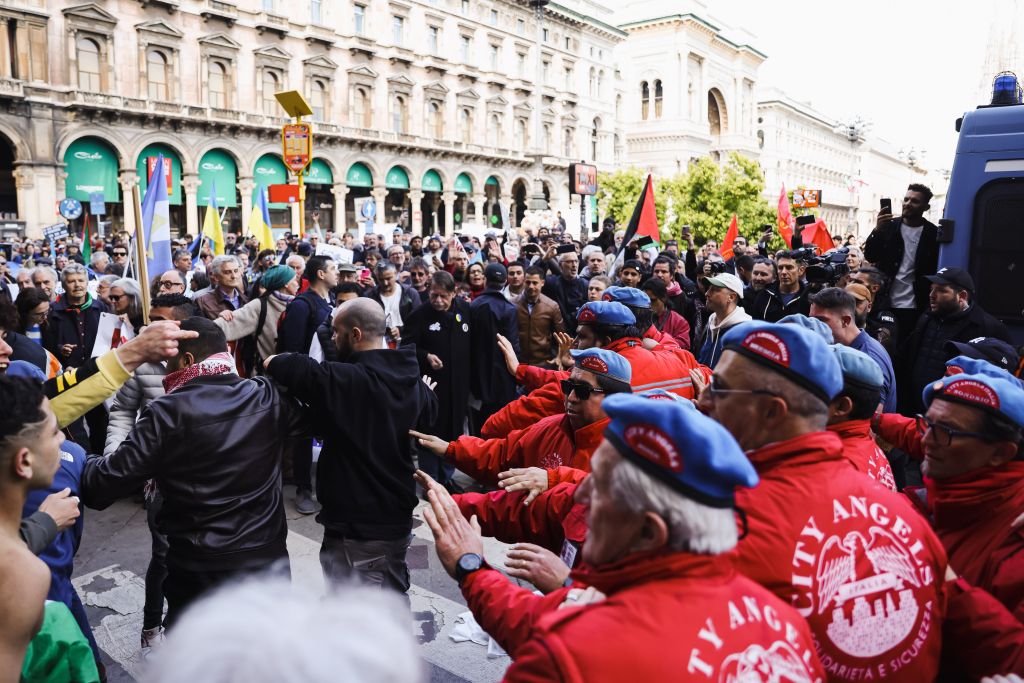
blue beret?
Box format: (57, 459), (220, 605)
(923, 372), (1024, 429)
(946, 355), (1024, 387)
(778, 314), (834, 344)
(602, 393), (758, 507)
(638, 388), (694, 406)
(602, 286), (651, 309)
(832, 345), (884, 390)
(576, 300), (636, 326)
(570, 348), (632, 385)
(722, 321), (844, 402)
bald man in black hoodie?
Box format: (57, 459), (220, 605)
(265, 298), (437, 593)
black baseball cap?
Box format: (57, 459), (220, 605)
(926, 267), (974, 292)
(484, 262), (507, 284)
(946, 337), (1020, 373)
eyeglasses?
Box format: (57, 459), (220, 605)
(108, 294), (123, 302)
(561, 379), (604, 401)
(915, 414), (994, 447)
(158, 281), (183, 289)
(112, 251), (128, 257)
(706, 375), (782, 401)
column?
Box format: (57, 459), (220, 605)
(237, 176), (255, 235)
(568, 194), (582, 240)
(408, 189), (424, 235)
(0, 18), (11, 79)
(429, 194), (441, 234)
(331, 182), (348, 235)
(472, 191), (486, 227)
(441, 191), (455, 236)
(12, 165), (35, 236)
(371, 185), (388, 234)
(182, 173), (200, 237)
(119, 170), (139, 236)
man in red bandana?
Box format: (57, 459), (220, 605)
(81, 317), (310, 627)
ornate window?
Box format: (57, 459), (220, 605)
(487, 113), (501, 147)
(597, 70), (605, 98)
(310, 79), (326, 121)
(391, 94), (408, 133)
(353, 86), (371, 127)
(460, 107), (473, 144)
(640, 81), (649, 120)
(515, 118), (528, 150)
(262, 70), (280, 115)
(77, 37), (102, 91)
(654, 79), (663, 119)
(429, 102), (444, 138)
(208, 60), (228, 108)
(563, 127), (574, 157)
(146, 49), (169, 100)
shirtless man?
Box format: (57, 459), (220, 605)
(0, 375), (65, 681)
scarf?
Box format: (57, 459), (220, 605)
(270, 290), (295, 305)
(162, 351), (237, 394)
(66, 293), (93, 312)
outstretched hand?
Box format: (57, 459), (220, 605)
(497, 467), (549, 506)
(415, 469), (483, 578)
(496, 334), (519, 377)
(410, 430), (448, 456)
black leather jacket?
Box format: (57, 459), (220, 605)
(81, 374), (309, 571)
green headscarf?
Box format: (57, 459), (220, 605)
(260, 264), (295, 292)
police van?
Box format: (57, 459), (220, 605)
(939, 72), (1024, 344)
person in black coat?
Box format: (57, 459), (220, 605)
(363, 262), (420, 340)
(862, 184), (938, 338)
(401, 271), (471, 486)
(898, 267), (1012, 416)
(470, 263), (520, 434)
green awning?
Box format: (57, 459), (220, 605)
(485, 175), (500, 187)
(197, 149), (238, 208)
(454, 173), (472, 194)
(64, 137), (120, 203)
(422, 169), (443, 193)
(305, 159), (333, 185)
(385, 166), (410, 190)
(255, 154), (290, 209)
(136, 143), (183, 206)
(346, 162), (372, 188)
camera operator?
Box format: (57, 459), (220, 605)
(748, 250), (811, 322)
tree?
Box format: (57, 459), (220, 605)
(663, 153), (775, 246)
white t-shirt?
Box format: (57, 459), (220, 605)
(890, 221), (923, 309)
(380, 287), (403, 328)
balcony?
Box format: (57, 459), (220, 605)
(255, 11), (289, 37)
(305, 24), (336, 47)
(138, 0), (179, 13)
(389, 46), (415, 66)
(347, 36), (376, 57)
(0, 78), (24, 99)
(200, 0), (237, 26)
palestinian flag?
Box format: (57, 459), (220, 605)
(617, 174), (660, 255)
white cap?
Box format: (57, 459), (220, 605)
(703, 272), (745, 299)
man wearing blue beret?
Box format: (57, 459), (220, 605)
(827, 345), (897, 490)
(417, 395), (824, 681)
(412, 347), (631, 489)
(902, 372), (1024, 626)
(699, 320), (948, 682)
(487, 300), (708, 438)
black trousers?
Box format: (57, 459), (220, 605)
(163, 554), (290, 629)
(319, 533), (412, 594)
(143, 490), (169, 631)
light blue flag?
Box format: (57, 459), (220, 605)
(140, 154), (173, 277)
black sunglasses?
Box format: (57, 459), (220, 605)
(560, 379), (604, 401)
(108, 294), (123, 302)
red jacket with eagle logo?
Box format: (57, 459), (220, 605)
(734, 431), (947, 682)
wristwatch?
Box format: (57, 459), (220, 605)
(455, 553), (484, 585)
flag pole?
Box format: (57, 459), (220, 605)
(132, 184), (151, 325)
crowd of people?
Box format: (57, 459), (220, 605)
(1, 180), (1024, 682)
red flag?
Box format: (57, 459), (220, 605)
(720, 214), (739, 260)
(617, 174), (660, 255)
(800, 218), (836, 254)
(777, 185), (795, 248)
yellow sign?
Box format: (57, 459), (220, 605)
(282, 123), (312, 173)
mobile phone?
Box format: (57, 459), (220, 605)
(636, 236), (655, 249)
(880, 198), (892, 215)
(796, 215), (816, 227)
(359, 268), (371, 279)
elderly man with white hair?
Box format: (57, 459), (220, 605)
(418, 394), (825, 682)
(195, 255), (249, 320)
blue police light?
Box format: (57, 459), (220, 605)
(991, 71), (1023, 106)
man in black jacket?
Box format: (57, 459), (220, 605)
(898, 267), (1012, 415)
(81, 318), (309, 627)
(748, 251), (811, 322)
(276, 255), (336, 354)
(862, 184), (938, 341)
(401, 271), (471, 487)
(363, 262), (420, 341)
(470, 263), (520, 433)
(265, 298), (437, 593)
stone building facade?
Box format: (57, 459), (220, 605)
(0, 0), (624, 239)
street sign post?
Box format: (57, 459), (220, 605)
(275, 91), (315, 236)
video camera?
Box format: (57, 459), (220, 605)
(706, 260), (728, 276)
(803, 246), (850, 285)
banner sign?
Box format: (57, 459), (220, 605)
(282, 123), (312, 173)
(43, 222), (70, 241)
(791, 189), (822, 209)
(568, 163), (598, 196)
(146, 157), (174, 196)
